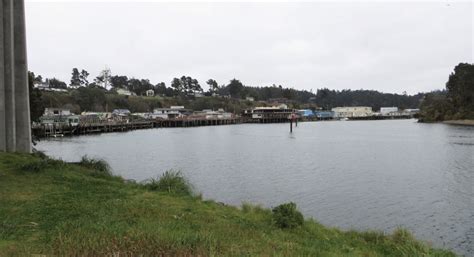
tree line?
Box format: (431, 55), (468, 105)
(419, 63), (474, 121)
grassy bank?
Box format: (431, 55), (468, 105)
(0, 153), (456, 256)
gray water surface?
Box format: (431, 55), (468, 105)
(37, 119), (474, 256)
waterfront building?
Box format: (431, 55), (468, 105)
(332, 106), (373, 118)
(40, 108), (79, 126)
(193, 109), (233, 119)
(112, 109), (131, 116)
(243, 105), (297, 123)
(405, 109), (420, 114)
(380, 107), (399, 116)
(298, 109), (315, 118)
(80, 112), (110, 124)
(314, 111), (335, 120)
(151, 106), (191, 119)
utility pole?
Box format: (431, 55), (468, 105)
(0, 0), (32, 153)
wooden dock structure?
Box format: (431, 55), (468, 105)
(33, 117), (242, 138)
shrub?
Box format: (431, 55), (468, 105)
(143, 170), (193, 196)
(272, 202), (304, 229)
(32, 149), (48, 159)
(19, 159), (49, 172)
(19, 158), (65, 172)
(78, 156), (112, 177)
(391, 228), (415, 244)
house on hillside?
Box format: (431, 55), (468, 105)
(33, 81), (49, 90)
(43, 108), (72, 116)
(146, 89), (155, 97)
(116, 88), (134, 96)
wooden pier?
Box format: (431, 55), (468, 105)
(33, 117), (242, 138)
(159, 117), (240, 128)
(348, 115), (413, 121)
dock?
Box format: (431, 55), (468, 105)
(33, 117), (242, 138)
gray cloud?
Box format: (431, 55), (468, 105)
(25, 1), (473, 94)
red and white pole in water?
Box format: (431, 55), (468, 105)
(289, 113), (297, 133)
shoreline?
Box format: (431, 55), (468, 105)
(443, 120), (474, 126)
(0, 152), (458, 256)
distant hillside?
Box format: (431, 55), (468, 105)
(217, 85), (422, 110)
(29, 71), (425, 121)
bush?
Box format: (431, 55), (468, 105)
(19, 159), (49, 172)
(391, 228), (415, 244)
(272, 202), (304, 229)
(32, 149), (48, 159)
(78, 156), (112, 177)
(19, 158), (65, 172)
(143, 170), (193, 196)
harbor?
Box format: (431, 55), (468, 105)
(33, 105), (419, 138)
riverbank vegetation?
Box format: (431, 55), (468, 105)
(419, 63), (474, 122)
(0, 152), (456, 256)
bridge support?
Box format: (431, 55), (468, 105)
(0, 0), (31, 153)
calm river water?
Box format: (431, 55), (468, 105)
(37, 119), (473, 256)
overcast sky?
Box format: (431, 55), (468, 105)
(25, 1), (473, 94)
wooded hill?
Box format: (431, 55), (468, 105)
(419, 63), (474, 122)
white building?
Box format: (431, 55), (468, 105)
(332, 106), (373, 118)
(116, 88), (133, 96)
(43, 108), (72, 116)
(380, 107), (398, 116)
(405, 109), (420, 114)
(151, 106), (189, 119)
(112, 109), (131, 116)
(145, 89), (155, 97)
(195, 108), (233, 119)
(33, 81), (49, 90)
(40, 108), (79, 126)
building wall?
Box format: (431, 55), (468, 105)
(380, 107), (398, 115)
(332, 107), (373, 118)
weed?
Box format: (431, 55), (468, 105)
(143, 170), (193, 196)
(78, 156), (112, 177)
(272, 202), (304, 229)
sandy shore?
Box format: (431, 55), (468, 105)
(443, 120), (474, 126)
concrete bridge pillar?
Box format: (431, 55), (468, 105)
(0, 0), (31, 153)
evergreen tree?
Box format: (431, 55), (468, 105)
(70, 68), (81, 87)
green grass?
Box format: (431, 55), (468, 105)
(0, 153), (456, 256)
